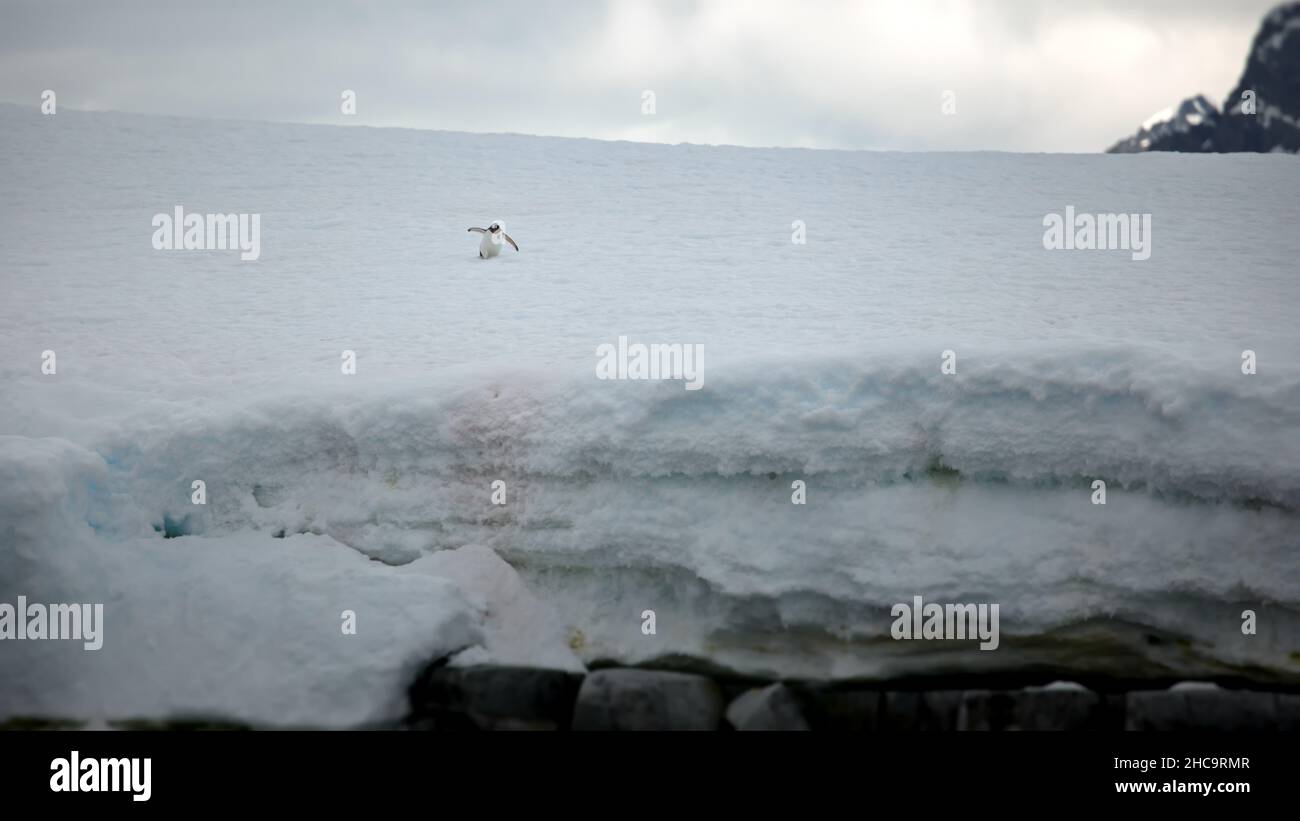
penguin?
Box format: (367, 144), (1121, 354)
(467, 221), (519, 259)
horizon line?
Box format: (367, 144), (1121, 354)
(0, 99), (1115, 157)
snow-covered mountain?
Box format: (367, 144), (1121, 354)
(1109, 95), (1220, 153)
(1109, 1), (1300, 153)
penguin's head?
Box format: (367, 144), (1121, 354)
(488, 222), (502, 235)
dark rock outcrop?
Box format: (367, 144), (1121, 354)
(407, 664), (584, 730)
(959, 685), (1113, 731)
(790, 685), (883, 731)
(725, 683), (811, 730)
(1125, 686), (1281, 731)
(880, 690), (965, 731)
(403, 661), (1296, 731)
(571, 669), (725, 730)
(1108, 2), (1300, 153)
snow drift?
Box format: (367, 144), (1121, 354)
(4, 346), (1299, 694)
(2, 104), (1298, 723)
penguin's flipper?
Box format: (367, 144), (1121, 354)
(468, 227), (487, 234)
(503, 233), (519, 251)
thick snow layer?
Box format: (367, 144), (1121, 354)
(0, 437), (579, 726)
(2, 104), (1299, 718)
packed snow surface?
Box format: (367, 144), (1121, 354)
(2, 104), (1299, 722)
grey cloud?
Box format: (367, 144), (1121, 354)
(0, 0), (1283, 151)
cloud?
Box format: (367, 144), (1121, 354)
(0, 0), (1280, 151)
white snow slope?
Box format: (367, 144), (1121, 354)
(2, 104), (1299, 723)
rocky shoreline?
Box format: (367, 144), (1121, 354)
(7, 664), (1298, 731)
(405, 663), (1300, 731)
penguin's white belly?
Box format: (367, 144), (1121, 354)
(479, 233), (503, 258)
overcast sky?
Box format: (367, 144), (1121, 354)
(0, 0), (1282, 152)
